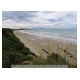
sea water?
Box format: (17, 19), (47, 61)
(21, 28), (77, 44)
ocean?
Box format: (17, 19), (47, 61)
(21, 28), (77, 44)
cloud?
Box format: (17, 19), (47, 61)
(2, 19), (33, 28)
(2, 11), (38, 21)
(2, 11), (77, 28)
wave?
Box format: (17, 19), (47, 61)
(20, 30), (77, 45)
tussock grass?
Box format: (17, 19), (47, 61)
(47, 40), (51, 54)
(22, 61), (32, 65)
(32, 56), (46, 65)
(54, 48), (56, 54)
(30, 40), (77, 68)
(31, 53), (77, 68)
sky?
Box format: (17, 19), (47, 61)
(2, 11), (77, 29)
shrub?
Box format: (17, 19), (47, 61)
(32, 56), (46, 65)
(46, 53), (67, 65)
(15, 41), (24, 51)
(2, 52), (10, 68)
(25, 54), (35, 61)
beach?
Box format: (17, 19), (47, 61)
(13, 30), (77, 65)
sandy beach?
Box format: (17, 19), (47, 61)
(13, 30), (77, 65)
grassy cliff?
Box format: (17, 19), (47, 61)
(2, 28), (36, 68)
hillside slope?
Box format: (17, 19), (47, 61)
(2, 28), (36, 68)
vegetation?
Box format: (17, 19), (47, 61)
(31, 53), (77, 68)
(2, 28), (36, 68)
(2, 28), (77, 68)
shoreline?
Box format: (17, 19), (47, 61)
(20, 30), (77, 45)
(13, 30), (77, 65)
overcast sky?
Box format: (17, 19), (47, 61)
(2, 11), (77, 28)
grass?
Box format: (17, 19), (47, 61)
(47, 40), (51, 54)
(31, 40), (77, 68)
(31, 53), (77, 68)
